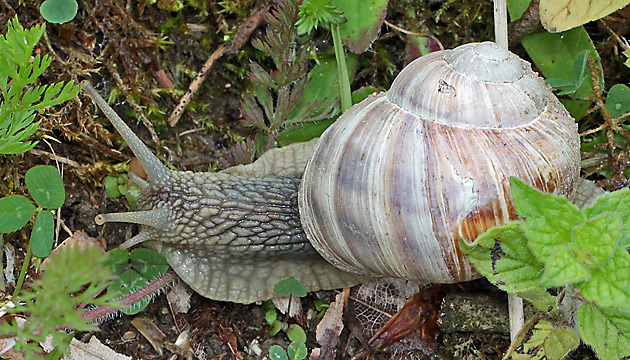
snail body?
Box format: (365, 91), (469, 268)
(84, 42), (580, 304)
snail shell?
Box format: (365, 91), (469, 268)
(299, 42), (580, 283)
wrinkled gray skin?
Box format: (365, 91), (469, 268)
(82, 81), (364, 304)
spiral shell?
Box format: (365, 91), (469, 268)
(298, 42), (580, 283)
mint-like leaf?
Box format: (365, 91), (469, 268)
(459, 222), (545, 293)
(506, 318), (580, 360)
(575, 249), (630, 308)
(578, 303), (630, 360)
(572, 212), (621, 265)
(510, 177), (585, 262)
(541, 245), (590, 288)
(583, 189), (630, 248)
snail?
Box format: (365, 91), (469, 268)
(82, 41), (580, 304)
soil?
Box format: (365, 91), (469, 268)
(0, 0), (627, 359)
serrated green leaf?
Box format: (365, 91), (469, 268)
(269, 345), (289, 360)
(544, 326), (581, 359)
(287, 324), (306, 343)
(510, 177), (585, 262)
(584, 189), (630, 248)
(571, 212), (621, 265)
(30, 210), (54, 257)
(541, 245), (591, 288)
(575, 248), (630, 308)
(506, 319), (580, 360)
(459, 222), (545, 293)
(287, 341), (308, 360)
(578, 303), (630, 360)
(274, 277), (307, 297)
(0, 195), (36, 232)
(25, 165), (65, 209)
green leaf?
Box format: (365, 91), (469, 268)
(571, 212), (621, 265)
(459, 222), (545, 293)
(521, 26), (602, 100)
(0, 195), (36, 232)
(40, 0), (78, 24)
(506, 318), (580, 360)
(518, 288), (557, 312)
(575, 248), (630, 308)
(583, 189), (630, 247)
(510, 177), (585, 262)
(269, 345), (289, 360)
(104, 176), (122, 198)
(106, 248), (169, 315)
(540, 0), (630, 33)
(287, 341), (308, 360)
(265, 309), (277, 325)
(128, 248), (170, 280)
(287, 324), (307, 343)
(30, 210), (54, 258)
(560, 98), (591, 120)
(540, 245), (590, 288)
(25, 165), (65, 209)
(274, 277), (307, 297)
(270, 320), (283, 336)
(605, 84), (630, 119)
(507, 0), (532, 21)
(277, 119), (336, 146)
(332, 0), (388, 53)
(578, 303), (630, 360)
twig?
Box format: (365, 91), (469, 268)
(167, 43), (228, 127)
(599, 18), (630, 51)
(383, 20), (444, 50)
(168, 5), (271, 126)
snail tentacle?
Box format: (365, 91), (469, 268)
(81, 81), (169, 184)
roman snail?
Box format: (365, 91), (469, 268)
(82, 41), (580, 304)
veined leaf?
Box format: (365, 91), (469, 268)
(540, 0), (630, 33)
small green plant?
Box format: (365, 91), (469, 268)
(0, 17), (79, 155)
(0, 245), (117, 359)
(266, 277), (309, 360)
(39, 0), (79, 24)
(460, 177), (630, 360)
(105, 248), (170, 314)
(0, 165), (65, 258)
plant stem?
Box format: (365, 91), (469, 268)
(332, 24), (352, 112)
(493, 0), (508, 48)
(80, 270), (177, 322)
(13, 241), (32, 299)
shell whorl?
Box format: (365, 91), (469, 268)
(387, 42), (549, 128)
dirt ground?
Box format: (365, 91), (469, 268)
(0, 0), (627, 358)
